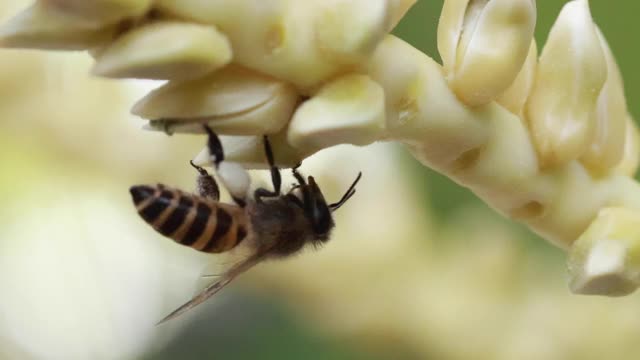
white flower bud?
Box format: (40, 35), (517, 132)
(217, 161), (251, 199)
(580, 27), (628, 175)
(496, 41), (537, 117)
(568, 207), (640, 296)
(614, 116), (640, 177)
(133, 66), (299, 135)
(526, 0), (606, 167)
(92, 22), (232, 80)
(387, 0), (417, 30)
(315, 0), (389, 63)
(44, 0), (152, 25)
(155, 0), (391, 88)
(287, 74), (386, 154)
(0, 2), (117, 50)
(438, 0), (536, 106)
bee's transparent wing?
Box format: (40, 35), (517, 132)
(193, 259), (239, 292)
(156, 251), (265, 325)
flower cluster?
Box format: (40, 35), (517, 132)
(2, 0), (640, 296)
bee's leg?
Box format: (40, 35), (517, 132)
(203, 125), (249, 207)
(291, 163), (305, 186)
(190, 161), (220, 200)
(254, 135), (282, 203)
(204, 125), (225, 166)
(264, 135), (282, 194)
(290, 165), (314, 211)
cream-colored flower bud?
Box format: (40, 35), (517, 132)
(438, 0), (536, 106)
(316, 0), (389, 63)
(496, 41), (537, 116)
(387, 0), (417, 30)
(615, 116), (640, 177)
(0, 2), (117, 50)
(133, 66), (299, 135)
(288, 74), (386, 154)
(568, 207), (640, 296)
(192, 132), (303, 169)
(580, 27), (627, 175)
(44, 0), (152, 25)
(92, 22), (232, 80)
(526, 0), (606, 168)
(155, 0), (390, 88)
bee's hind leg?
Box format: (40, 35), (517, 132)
(202, 125), (249, 207)
(254, 135), (282, 203)
(190, 160), (220, 200)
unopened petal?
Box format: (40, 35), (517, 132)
(92, 22), (232, 80)
(0, 2), (117, 50)
(580, 27), (627, 175)
(450, 0), (536, 106)
(614, 116), (640, 177)
(155, 0), (387, 89)
(316, 0), (388, 63)
(133, 66), (299, 135)
(569, 207), (640, 296)
(287, 74), (386, 154)
(45, 0), (152, 25)
(496, 41), (537, 116)
(526, 0), (606, 167)
(387, 0), (417, 30)
(438, 0), (536, 106)
(437, 0), (470, 75)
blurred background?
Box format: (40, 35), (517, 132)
(2, 1), (640, 359)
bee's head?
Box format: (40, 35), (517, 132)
(289, 170), (362, 241)
(306, 176), (334, 238)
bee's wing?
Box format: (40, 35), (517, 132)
(156, 251), (266, 325)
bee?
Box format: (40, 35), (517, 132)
(130, 126), (362, 324)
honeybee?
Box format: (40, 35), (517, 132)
(130, 126), (362, 324)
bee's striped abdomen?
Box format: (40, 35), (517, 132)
(130, 184), (248, 254)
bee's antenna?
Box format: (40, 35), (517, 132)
(329, 172), (362, 211)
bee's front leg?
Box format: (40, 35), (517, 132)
(254, 135), (283, 203)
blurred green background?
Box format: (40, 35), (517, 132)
(2, 1), (640, 360)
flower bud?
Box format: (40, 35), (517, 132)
(387, 0), (417, 30)
(580, 27), (628, 175)
(438, 0), (536, 106)
(44, 0), (152, 25)
(155, 0), (390, 88)
(614, 116), (640, 177)
(288, 74), (386, 154)
(526, 0), (606, 168)
(496, 41), (537, 116)
(0, 2), (117, 50)
(315, 0), (388, 63)
(568, 207), (640, 296)
(133, 66), (299, 135)
(92, 22), (232, 80)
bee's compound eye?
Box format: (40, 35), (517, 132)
(218, 162), (251, 199)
